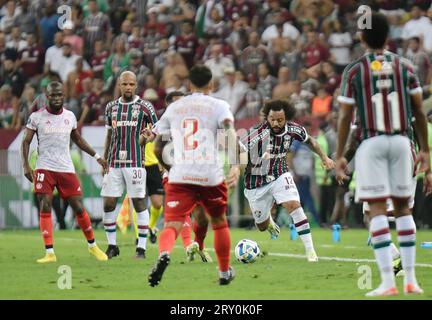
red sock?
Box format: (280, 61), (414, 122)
(76, 210), (94, 242)
(213, 222), (231, 272)
(158, 227), (178, 255)
(194, 221), (208, 250)
(40, 212), (53, 249)
(181, 215), (192, 248)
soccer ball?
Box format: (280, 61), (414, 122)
(235, 239), (260, 264)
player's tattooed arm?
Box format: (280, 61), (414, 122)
(21, 128), (35, 182)
(305, 136), (335, 170)
(335, 103), (354, 184)
(154, 134), (171, 171)
(344, 129), (360, 163)
(71, 129), (109, 174)
(224, 119), (241, 188)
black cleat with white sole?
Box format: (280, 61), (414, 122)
(219, 266), (235, 285)
(105, 245), (120, 259)
(135, 248), (146, 259)
(148, 253), (170, 287)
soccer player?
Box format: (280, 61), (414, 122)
(148, 65), (240, 286)
(21, 81), (108, 263)
(102, 71), (158, 259)
(336, 13), (431, 296)
(239, 99), (334, 262)
(144, 91), (213, 263)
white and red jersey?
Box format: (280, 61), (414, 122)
(154, 92), (234, 186)
(26, 107), (77, 173)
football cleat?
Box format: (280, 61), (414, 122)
(149, 228), (158, 244)
(197, 249), (213, 263)
(89, 245), (108, 261)
(366, 286), (398, 297)
(219, 266), (235, 285)
(186, 241), (199, 262)
(404, 283), (424, 295)
(267, 220), (280, 240)
(392, 258), (403, 276)
(306, 249), (318, 262)
(148, 253), (170, 287)
(37, 253), (57, 264)
(105, 245), (120, 259)
(135, 248), (146, 259)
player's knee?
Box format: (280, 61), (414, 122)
(256, 221), (268, 231)
(283, 201), (301, 213)
(165, 221), (183, 233)
(68, 198), (84, 214)
(151, 196), (163, 209)
(210, 214), (226, 226)
(104, 203), (116, 213)
(131, 198), (146, 212)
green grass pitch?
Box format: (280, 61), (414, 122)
(1, 228), (432, 300)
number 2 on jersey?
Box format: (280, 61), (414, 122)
(183, 118), (199, 150)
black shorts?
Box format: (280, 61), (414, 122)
(146, 165), (164, 196)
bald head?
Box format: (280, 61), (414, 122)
(119, 71), (137, 82)
(119, 71), (137, 101)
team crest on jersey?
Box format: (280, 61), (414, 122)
(64, 119), (69, 125)
(132, 109), (139, 118)
(112, 105), (119, 112)
(119, 150), (127, 160)
(36, 183), (42, 190)
(283, 135), (291, 149)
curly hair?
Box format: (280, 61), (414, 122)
(261, 99), (297, 121)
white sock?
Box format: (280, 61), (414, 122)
(88, 242), (96, 248)
(390, 242), (400, 260)
(370, 215), (395, 289)
(136, 209), (150, 249)
(290, 207), (314, 252)
(396, 215), (417, 286)
(219, 270), (230, 279)
(46, 248), (54, 254)
(103, 209), (118, 246)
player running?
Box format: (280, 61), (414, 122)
(21, 81), (109, 263)
(102, 71), (158, 259)
(239, 99), (334, 262)
(148, 65), (240, 286)
(336, 13), (431, 296)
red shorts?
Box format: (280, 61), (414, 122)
(164, 182), (228, 222)
(34, 169), (82, 199)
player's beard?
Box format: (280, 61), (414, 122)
(122, 92), (134, 102)
(270, 126), (282, 134)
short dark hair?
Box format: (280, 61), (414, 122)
(47, 81), (63, 94)
(165, 91), (184, 105)
(262, 99), (296, 120)
(361, 12), (389, 49)
(189, 65), (212, 88)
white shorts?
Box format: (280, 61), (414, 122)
(244, 172), (300, 224)
(363, 178), (417, 214)
(355, 135), (413, 201)
(101, 167), (146, 198)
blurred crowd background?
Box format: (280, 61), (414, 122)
(0, 0), (432, 229)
